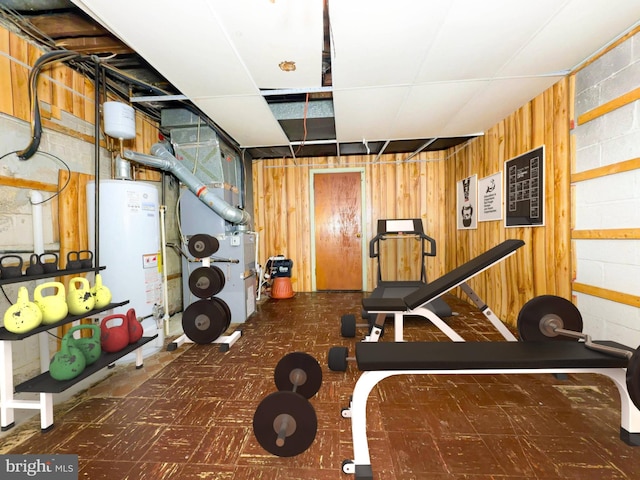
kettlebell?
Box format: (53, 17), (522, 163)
(126, 308), (144, 344)
(100, 314), (130, 353)
(65, 251), (82, 271)
(3, 286), (43, 334)
(66, 324), (102, 365)
(67, 277), (95, 315)
(25, 253), (44, 276)
(91, 274), (112, 309)
(78, 250), (93, 269)
(49, 332), (86, 381)
(34, 282), (68, 324)
(39, 253), (58, 274)
(0, 255), (23, 279)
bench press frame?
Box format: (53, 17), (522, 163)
(342, 366), (640, 479)
(339, 340), (640, 479)
(362, 239), (524, 342)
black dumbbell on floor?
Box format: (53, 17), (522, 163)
(253, 351), (322, 457)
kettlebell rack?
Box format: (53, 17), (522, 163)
(0, 267), (157, 433)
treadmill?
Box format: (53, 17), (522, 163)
(364, 218), (452, 320)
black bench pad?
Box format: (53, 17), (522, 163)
(362, 297), (408, 312)
(355, 341), (632, 371)
(361, 239), (524, 312)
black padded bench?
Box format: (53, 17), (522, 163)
(341, 339), (640, 479)
(360, 239), (525, 342)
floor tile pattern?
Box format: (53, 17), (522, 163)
(2, 292), (639, 478)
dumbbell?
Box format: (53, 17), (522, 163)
(517, 295), (640, 410)
(328, 345), (355, 372)
(253, 352), (322, 457)
(340, 313), (384, 338)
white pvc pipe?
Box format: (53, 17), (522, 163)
(160, 205), (170, 336)
(29, 191), (49, 373)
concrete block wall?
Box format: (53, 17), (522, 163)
(573, 31), (640, 347)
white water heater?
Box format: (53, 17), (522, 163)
(87, 180), (162, 318)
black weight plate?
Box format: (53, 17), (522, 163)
(182, 299), (227, 344)
(274, 352), (322, 399)
(626, 348), (640, 411)
(517, 295), (583, 341)
(210, 297), (232, 330)
(253, 391), (317, 457)
(341, 314), (357, 337)
(188, 266), (225, 298)
(187, 234), (219, 258)
(328, 346), (349, 372)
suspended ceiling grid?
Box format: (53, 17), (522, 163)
(64, 0), (640, 158)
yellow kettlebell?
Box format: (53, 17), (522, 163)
(4, 286), (43, 334)
(34, 282), (68, 324)
(91, 274), (112, 309)
(67, 277), (95, 315)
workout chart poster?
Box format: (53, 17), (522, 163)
(504, 145), (545, 227)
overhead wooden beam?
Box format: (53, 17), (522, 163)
(28, 13), (106, 39)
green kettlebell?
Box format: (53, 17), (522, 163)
(67, 277), (95, 315)
(91, 274), (112, 309)
(3, 286), (43, 334)
(66, 324), (102, 365)
(34, 282), (68, 324)
(49, 332), (86, 381)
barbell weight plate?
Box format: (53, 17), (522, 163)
(188, 266), (225, 298)
(626, 348), (640, 411)
(328, 346), (349, 372)
(182, 299), (227, 344)
(341, 314), (357, 337)
(517, 295), (583, 342)
(274, 352), (322, 399)
(253, 391), (317, 457)
(210, 296), (232, 330)
(187, 234), (220, 258)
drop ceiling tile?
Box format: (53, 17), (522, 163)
(192, 95), (288, 147)
(213, 0), (324, 89)
(500, 0), (640, 76)
(328, 0), (450, 88)
(332, 86), (409, 143)
(390, 81), (486, 139)
(439, 76), (564, 136)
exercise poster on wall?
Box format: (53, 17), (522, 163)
(478, 172), (502, 222)
(505, 146), (545, 227)
(456, 174), (477, 230)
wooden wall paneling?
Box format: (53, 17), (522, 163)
(285, 159), (298, 286)
(83, 77), (95, 124)
(552, 79), (572, 299)
(9, 32), (29, 122)
(72, 70), (85, 119)
(57, 170), (94, 342)
(0, 27), (13, 115)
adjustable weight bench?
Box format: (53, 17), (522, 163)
(361, 239), (525, 342)
(341, 340), (640, 479)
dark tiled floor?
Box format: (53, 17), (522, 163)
(2, 292), (640, 478)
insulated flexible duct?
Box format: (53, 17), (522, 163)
(123, 143), (251, 226)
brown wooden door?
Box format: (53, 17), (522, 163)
(313, 171), (363, 290)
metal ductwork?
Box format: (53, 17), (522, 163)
(122, 143), (251, 226)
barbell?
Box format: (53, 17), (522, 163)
(252, 352), (322, 457)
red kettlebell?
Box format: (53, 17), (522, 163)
(100, 314), (130, 353)
(126, 308), (144, 344)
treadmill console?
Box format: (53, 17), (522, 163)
(378, 218), (423, 235)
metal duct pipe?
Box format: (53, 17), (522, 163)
(123, 144), (251, 226)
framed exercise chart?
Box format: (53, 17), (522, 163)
(505, 146), (545, 227)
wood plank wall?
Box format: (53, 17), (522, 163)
(252, 78), (572, 326)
